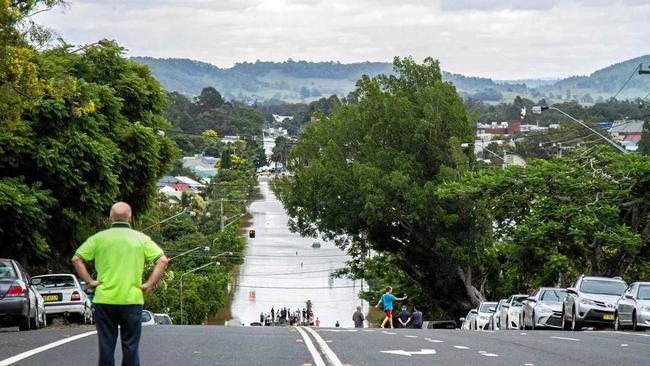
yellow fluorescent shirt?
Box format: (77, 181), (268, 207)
(75, 222), (164, 305)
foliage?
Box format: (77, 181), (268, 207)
(1, 1), (177, 269)
(274, 57), (481, 316)
(270, 136), (292, 167)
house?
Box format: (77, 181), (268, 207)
(156, 176), (181, 188)
(182, 154), (218, 178)
(609, 120), (644, 151)
(476, 121), (521, 136)
(176, 176), (205, 192)
(159, 183), (193, 201)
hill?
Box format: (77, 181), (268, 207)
(132, 56), (650, 104)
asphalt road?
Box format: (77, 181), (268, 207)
(1, 325), (649, 366)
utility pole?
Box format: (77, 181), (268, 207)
(220, 198), (224, 231)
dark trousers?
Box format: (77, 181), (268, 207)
(94, 304), (143, 366)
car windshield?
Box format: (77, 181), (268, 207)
(638, 285), (650, 300)
(34, 275), (77, 288)
(479, 303), (496, 313)
(141, 311), (152, 322)
(580, 280), (627, 296)
(512, 296), (526, 306)
(155, 315), (172, 325)
(0, 261), (17, 278)
(540, 290), (567, 302)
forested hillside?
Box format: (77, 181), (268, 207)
(133, 56), (650, 104)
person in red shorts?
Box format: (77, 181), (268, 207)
(374, 286), (407, 328)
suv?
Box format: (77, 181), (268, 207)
(562, 275), (627, 331)
(31, 274), (93, 324)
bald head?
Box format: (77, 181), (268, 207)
(109, 202), (132, 222)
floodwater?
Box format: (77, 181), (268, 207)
(230, 181), (365, 328)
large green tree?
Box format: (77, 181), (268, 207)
(275, 57), (486, 313)
(0, 1), (176, 269)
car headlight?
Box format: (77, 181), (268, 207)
(537, 307), (553, 315)
(641, 305), (650, 312)
(479, 315), (489, 320)
(580, 298), (596, 306)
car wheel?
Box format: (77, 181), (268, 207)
(18, 315), (31, 331)
(561, 310), (569, 331)
(504, 316), (508, 330)
(631, 311), (637, 332)
(571, 308), (581, 331)
(614, 312), (622, 331)
(40, 309), (47, 328)
(531, 312), (536, 330)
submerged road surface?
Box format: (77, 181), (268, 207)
(230, 180), (364, 328)
(1, 326), (648, 366)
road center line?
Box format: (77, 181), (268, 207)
(479, 351), (499, 357)
(453, 345), (470, 350)
(404, 335), (418, 338)
(303, 327), (344, 366)
(550, 336), (580, 342)
(0, 331), (97, 366)
(424, 338), (443, 343)
(296, 327), (327, 366)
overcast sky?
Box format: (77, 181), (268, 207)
(35, 0), (650, 79)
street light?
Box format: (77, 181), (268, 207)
(531, 106), (627, 153)
(210, 251), (234, 260)
(142, 210), (194, 232)
(179, 261), (220, 325)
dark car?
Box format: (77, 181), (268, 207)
(0, 259), (46, 331)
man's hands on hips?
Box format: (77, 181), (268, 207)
(138, 282), (154, 295)
(89, 280), (102, 288)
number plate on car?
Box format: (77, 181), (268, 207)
(603, 314), (614, 321)
(43, 294), (61, 302)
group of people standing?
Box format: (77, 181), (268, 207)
(375, 286), (423, 329)
(260, 306), (315, 326)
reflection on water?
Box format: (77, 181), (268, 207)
(230, 181), (365, 327)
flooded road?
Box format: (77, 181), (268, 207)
(230, 180), (365, 328)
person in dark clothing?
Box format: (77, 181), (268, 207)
(396, 305), (411, 328)
(411, 307), (423, 329)
(352, 306), (365, 328)
(271, 307), (275, 322)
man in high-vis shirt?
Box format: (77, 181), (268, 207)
(72, 202), (168, 366)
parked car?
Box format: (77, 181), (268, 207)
(141, 310), (156, 325)
(562, 275), (627, 331)
(154, 313), (173, 325)
(475, 301), (497, 330)
(499, 294), (527, 330)
(31, 274), (93, 324)
(0, 258), (46, 331)
(520, 288), (567, 329)
(615, 281), (650, 331)
(460, 309), (477, 330)
(489, 299), (507, 330)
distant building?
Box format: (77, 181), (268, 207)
(272, 114), (293, 123)
(182, 154), (218, 178)
(476, 121), (521, 135)
(609, 120), (644, 151)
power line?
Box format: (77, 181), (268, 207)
(233, 284), (357, 289)
(613, 64), (641, 100)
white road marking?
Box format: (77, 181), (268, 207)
(318, 329), (358, 333)
(381, 331), (397, 335)
(0, 331), (97, 366)
(424, 338), (443, 343)
(381, 349), (437, 356)
(621, 344), (629, 347)
(479, 351), (499, 357)
(296, 327), (327, 366)
(404, 335), (418, 338)
(454, 345), (470, 349)
(362, 329), (374, 332)
(520, 332), (527, 335)
(524, 363), (534, 366)
(481, 330), (495, 333)
(303, 326), (344, 366)
(550, 336), (580, 342)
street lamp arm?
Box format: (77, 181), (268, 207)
(544, 106), (627, 154)
(169, 246), (209, 261)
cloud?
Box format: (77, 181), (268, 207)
(33, 0), (650, 79)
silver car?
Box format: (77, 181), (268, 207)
(475, 302), (497, 330)
(562, 275), (627, 331)
(32, 274), (93, 324)
(460, 309), (477, 330)
(521, 288), (566, 329)
(615, 282), (650, 331)
(499, 294), (527, 330)
(489, 299), (507, 330)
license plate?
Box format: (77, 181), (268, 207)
(603, 314), (614, 321)
(43, 294), (61, 302)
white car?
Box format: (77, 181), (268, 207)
(475, 302), (497, 330)
(141, 310), (156, 325)
(499, 294), (527, 330)
(460, 309), (478, 330)
(154, 313), (173, 325)
(32, 274), (93, 324)
(490, 299), (507, 330)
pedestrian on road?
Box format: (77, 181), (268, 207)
(271, 307), (275, 321)
(335, 320), (340, 328)
(411, 306), (423, 329)
(260, 312), (264, 323)
(72, 202), (168, 366)
(352, 306), (365, 328)
(315, 317), (320, 327)
(375, 286), (407, 328)
(396, 305), (411, 328)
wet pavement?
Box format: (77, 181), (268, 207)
(230, 181), (365, 328)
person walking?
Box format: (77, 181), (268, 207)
(72, 202), (168, 366)
(396, 305), (411, 328)
(411, 306), (423, 329)
(352, 306), (365, 328)
(315, 317), (321, 327)
(375, 286), (407, 328)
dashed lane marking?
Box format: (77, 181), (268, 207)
(621, 344), (629, 347)
(479, 351), (499, 357)
(520, 333), (527, 335)
(453, 346), (470, 350)
(0, 331), (97, 366)
(296, 327), (326, 366)
(381, 331), (397, 335)
(424, 338), (443, 343)
(549, 336), (580, 342)
(296, 339), (304, 343)
(404, 335), (418, 338)
(524, 363), (534, 366)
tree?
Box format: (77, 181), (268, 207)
(274, 57), (485, 314)
(270, 136), (291, 167)
(640, 121), (650, 155)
